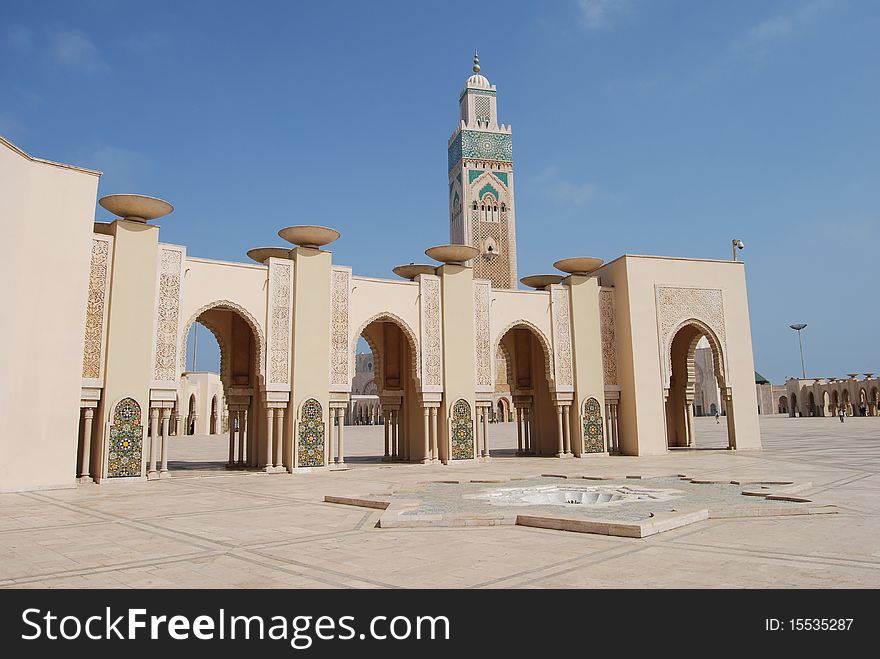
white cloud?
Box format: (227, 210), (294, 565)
(578, 0), (632, 31)
(50, 28), (107, 73)
(734, 0), (833, 56)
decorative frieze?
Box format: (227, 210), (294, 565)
(599, 289), (618, 386)
(152, 246), (184, 384)
(267, 261), (293, 387)
(329, 268), (352, 389)
(550, 285), (573, 390)
(420, 276), (442, 388)
(655, 286), (727, 385)
(473, 280), (492, 389)
(82, 236), (112, 384)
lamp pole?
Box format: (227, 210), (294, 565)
(789, 323), (807, 379)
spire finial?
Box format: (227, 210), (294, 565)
(473, 49), (480, 73)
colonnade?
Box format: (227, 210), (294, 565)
(554, 402), (573, 457)
(147, 405), (172, 478)
(514, 403), (535, 456)
(227, 408), (249, 467)
(475, 403), (492, 458)
(604, 397), (620, 454)
(329, 406), (346, 465)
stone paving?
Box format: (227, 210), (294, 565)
(1, 416), (879, 588)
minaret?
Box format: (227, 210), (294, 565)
(448, 51), (518, 289)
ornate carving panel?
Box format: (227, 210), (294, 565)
(550, 285), (573, 389)
(82, 236), (112, 383)
(420, 276), (442, 388)
(329, 268), (351, 389)
(267, 261), (293, 387)
(655, 286), (727, 385)
(600, 289), (618, 386)
(448, 130), (513, 172)
(450, 399), (474, 460)
(473, 280), (492, 389)
(152, 246), (184, 384)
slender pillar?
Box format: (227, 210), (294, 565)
(392, 410), (399, 461)
(422, 406), (431, 463)
(337, 407), (345, 464)
(273, 408), (284, 469)
(238, 409), (247, 465)
(160, 409), (169, 474)
(556, 405), (565, 457)
(160, 409), (170, 472)
(383, 414), (391, 461)
(228, 411), (236, 465)
(482, 405), (490, 458)
(264, 408), (274, 470)
(524, 407), (532, 455)
(148, 407), (159, 477)
(429, 407), (438, 461)
(611, 403), (619, 453)
(80, 408), (94, 479)
(174, 413), (182, 437)
(562, 404), (571, 455)
(685, 399), (695, 447)
(516, 407), (523, 456)
(401, 408), (409, 462)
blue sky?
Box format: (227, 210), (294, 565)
(2, 1), (877, 382)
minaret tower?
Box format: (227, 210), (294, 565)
(448, 51), (518, 288)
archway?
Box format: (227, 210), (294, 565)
(169, 302), (264, 473)
(349, 314), (422, 463)
(665, 320), (733, 449)
(822, 390), (831, 417)
(807, 392), (816, 417)
(858, 388), (868, 417)
(871, 387), (879, 416)
(842, 389), (852, 416)
(778, 396), (789, 415)
(493, 322), (558, 457)
(790, 392), (798, 418)
(831, 390), (840, 417)
(496, 397), (511, 423)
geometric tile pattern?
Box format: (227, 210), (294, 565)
(582, 397), (604, 454)
(298, 398), (325, 467)
(450, 398), (474, 460)
(108, 397), (143, 478)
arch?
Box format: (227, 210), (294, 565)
(298, 398), (325, 467)
(107, 397), (144, 478)
(665, 320), (732, 448)
(350, 311), (422, 389)
(493, 319), (555, 389)
(180, 299), (265, 385)
(450, 399), (474, 460)
(808, 392), (816, 417)
(210, 395), (218, 434)
(790, 392), (798, 417)
(663, 318), (726, 390)
(823, 390), (831, 416)
(582, 397), (604, 453)
(778, 395), (789, 414)
(496, 396), (511, 422)
(187, 393), (197, 434)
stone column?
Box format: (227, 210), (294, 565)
(264, 408), (274, 471)
(238, 409), (247, 465)
(392, 410), (399, 460)
(524, 407), (533, 455)
(80, 408), (94, 479)
(685, 398), (695, 448)
(429, 407), (438, 461)
(228, 411), (236, 465)
(556, 405), (565, 458)
(160, 409), (170, 472)
(422, 406), (431, 463)
(149, 407), (159, 477)
(274, 408), (284, 469)
(336, 407), (345, 465)
(515, 407), (523, 456)
(383, 414), (391, 461)
(482, 405), (490, 458)
(611, 403), (619, 453)
(174, 413), (182, 437)
(562, 404), (571, 455)
(160, 409), (169, 474)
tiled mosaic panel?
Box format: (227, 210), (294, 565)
(298, 398), (325, 467)
(583, 397), (604, 453)
(450, 398), (474, 460)
(108, 397), (143, 478)
(448, 130), (513, 171)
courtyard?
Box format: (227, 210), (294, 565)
(2, 415), (878, 589)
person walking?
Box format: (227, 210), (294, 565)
(714, 410), (720, 424)
(839, 407), (845, 423)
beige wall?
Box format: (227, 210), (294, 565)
(597, 255), (761, 454)
(568, 274), (606, 456)
(0, 138), (100, 492)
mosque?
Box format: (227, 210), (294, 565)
(0, 54), (762, 493)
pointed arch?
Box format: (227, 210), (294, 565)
(493, 319), (555, 389)
(350, 311), (422, 389)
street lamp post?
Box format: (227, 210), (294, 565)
(731, 239), (745, 261)
(789, 323), (807, 379)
